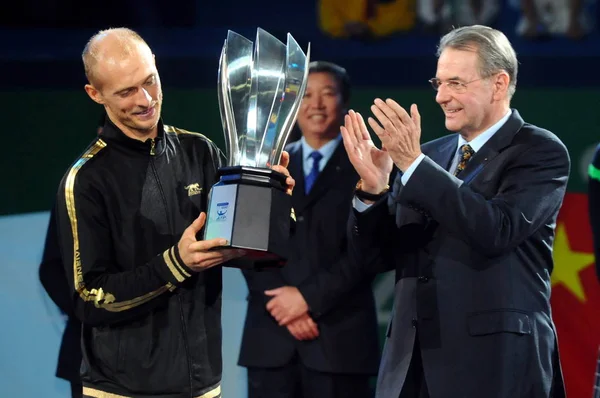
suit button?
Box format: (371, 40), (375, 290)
(411, 318), (418, 328)
(297, 216), (304, 222)
(418, 276), (429, 283)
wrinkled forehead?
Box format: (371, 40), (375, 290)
(436, 47), (480, 79)
(94, 43), (157, 91)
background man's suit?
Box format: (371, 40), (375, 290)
(587, 144), (600, 394)
(39, 207), (83, 398)
(238, 139), (380, 397)
(588, 143), (600, 282)
(349, 110), (568, 398)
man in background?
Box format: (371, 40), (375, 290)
(238, 61), (380, 398)
(39, 114), (104, 398)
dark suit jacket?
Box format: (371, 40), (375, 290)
(587, 144), (600, 281)
(238, 139), (380, 375)
(348, 110), (569, 398)
(39, 206), (82, 384)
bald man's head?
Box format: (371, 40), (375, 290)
(82, 28), (163, 141)
(82, 28), (150, 89)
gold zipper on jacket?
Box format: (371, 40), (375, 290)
(150, 138), (156, 155)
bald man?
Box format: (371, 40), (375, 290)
(53, 28), (294, 398)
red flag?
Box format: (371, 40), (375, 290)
(551, 193), (600, 397)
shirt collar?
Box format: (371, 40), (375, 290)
(457, 109), (512, 152)
(300, 134), (342, 164)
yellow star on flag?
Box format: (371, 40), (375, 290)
(551, 223), (595, 302)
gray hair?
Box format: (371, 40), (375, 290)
(436, 25), (518, 98)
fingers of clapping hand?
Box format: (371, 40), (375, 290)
(381, 98), (414, 128)
(342, 114), (357, 146)
(367, 115), (386, 140)
(349, 110), (370, 141)
(341, 126), (359, 163)
(342, 114), (360, 160)
(369, 98), (411, 136)
(410, 103), (421, 129)
(367, 102), (389, 138)
(342, 110), (374, 157)
(371, 99), (398, 132)
(343, 110), (365, 145)
(369, 102), (397, 140)
(355, 111), (372, 141)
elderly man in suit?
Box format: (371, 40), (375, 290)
(339, 25), (569, 397)
(238, 61), (380, 398)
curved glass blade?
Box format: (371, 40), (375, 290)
(269, 38), (310, 166)
(223, 30), (253, 165)
(244, 28), (286, 167)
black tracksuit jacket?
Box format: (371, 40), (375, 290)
(55, 118), (224, 398)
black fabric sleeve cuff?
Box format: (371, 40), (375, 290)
(155, 245), (196, 286)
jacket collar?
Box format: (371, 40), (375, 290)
(454, 109), (524, 183)
(100, 117), (167, 156)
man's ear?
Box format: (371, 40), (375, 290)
(85, 84), (105, 105)
(492, 72), (510, 101)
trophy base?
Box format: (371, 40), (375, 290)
(203, 166), (291, 269)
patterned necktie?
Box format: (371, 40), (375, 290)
(454, 144), (475, 176)
(305, 151), (323, 194)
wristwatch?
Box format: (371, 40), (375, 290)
(354, 179), (390, 201)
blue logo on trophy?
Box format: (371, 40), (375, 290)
(216, 202), (229, 220)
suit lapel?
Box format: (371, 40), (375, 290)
(288, 143), (304, 190)
(430, 135), (458, 172)
(458, 109), (524, 184)
(287, 142), (307, 212)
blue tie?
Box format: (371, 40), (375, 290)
(305, 151), (323, 194)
